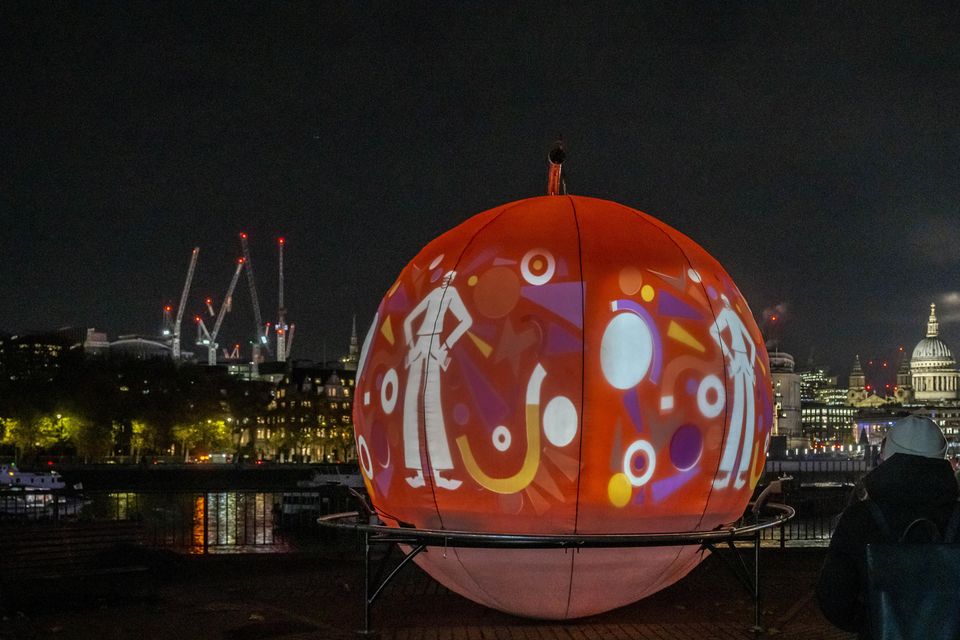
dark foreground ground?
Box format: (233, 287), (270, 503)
(0, 540), (854, 640)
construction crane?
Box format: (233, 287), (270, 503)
(172, 247), (199, 360)
(276, 237), (293, 362)
(161, 305), (174, 337)
(239, 233), (271, 368)
(196, 258), (244, 366)
(284, 323), (296, 358)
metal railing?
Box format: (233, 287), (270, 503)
(319, 502), (795, 635)
(0, 458), (874, 551)
(758, 459), (868, 546)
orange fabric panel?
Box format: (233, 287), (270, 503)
(353, 196), (771, 619)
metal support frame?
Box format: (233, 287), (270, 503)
(319, 502), (793, 637)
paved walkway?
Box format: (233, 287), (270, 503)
(0, 545), (854, 640)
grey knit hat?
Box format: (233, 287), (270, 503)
(881, 415), (948, 460)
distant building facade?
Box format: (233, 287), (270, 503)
(799, 365), (840, 403)
(893, 358), (913, 404)
(770, 351), (802, 447)
(0, 330), (82, 380)
(801, 403), (857, 445)
(847, 355), (867, 405)
(338, 316), (360, 371)
(909, 304), (959, 403)
(257, 366), (356, 463)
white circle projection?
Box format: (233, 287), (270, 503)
(492, 426), (512, 451)
(381, 368), (399, 414)
(520, 249), (556, 285)
(600, 313), (654, 389)
(696, 374), (725, 418)
(623, 439), (656, 487)
(357, 435), (373, 479)
(543, 395), (578, 447)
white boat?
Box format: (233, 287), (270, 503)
(0, 464), (66, 490)
(279, 493), (333, 517)
(296, 465), (364, 489)
(279, 466), (364, 520)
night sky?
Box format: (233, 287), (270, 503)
(2, 2), (959, 379)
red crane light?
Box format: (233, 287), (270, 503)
(240, 232), (247, 239)
(279, 237), (285, 245)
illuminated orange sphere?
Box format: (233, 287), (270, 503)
(354, 196), (771, 619)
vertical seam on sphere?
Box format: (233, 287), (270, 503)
(610, 200), (731, 533)
(424, 201), (519, 530)
(420, 200), (530, 612)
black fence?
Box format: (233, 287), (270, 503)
(758, 459), (870, 546)
(0, 459), (874, 552)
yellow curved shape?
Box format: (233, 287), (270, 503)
(456, 364), (545, 494)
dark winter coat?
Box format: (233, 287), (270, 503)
(815, 453), (960, 637)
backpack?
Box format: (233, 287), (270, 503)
(864, 500), (960, 640)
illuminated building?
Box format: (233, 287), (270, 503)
(82, 328), (111, 357)
(910, 304), (959, 403)
(770, 351), (802, 447)
(893, 358), (914, 404)
(851, 406), (960, 448)
(816, 386), (849, 405)
(109, 335), (172, 360)
(801, 403), (856, 445)
(338, 316), (360, 371)
(847, 355), (867, 405)
(799, 365), (840, 403)
(258, 365), (356, 463)
(844, 355), (894, 408)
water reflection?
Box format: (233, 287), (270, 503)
(91, 490), (309, 553)
(192, 494), (205, 553)
(8, 487), (353, 553)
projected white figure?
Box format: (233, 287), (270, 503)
(402, 271), (473, 490)
(710, 294), (757, 489)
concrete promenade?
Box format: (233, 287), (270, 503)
(0, 545), (855, 640)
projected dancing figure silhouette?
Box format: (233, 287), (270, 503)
(710, 294), (758, 490)
(402, 271), (472, 490)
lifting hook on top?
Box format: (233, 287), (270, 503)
(547, 138), (566, 196)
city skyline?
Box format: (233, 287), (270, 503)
(2, 4), (959, 376)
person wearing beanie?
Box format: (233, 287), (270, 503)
(816, 415), (959, 637)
